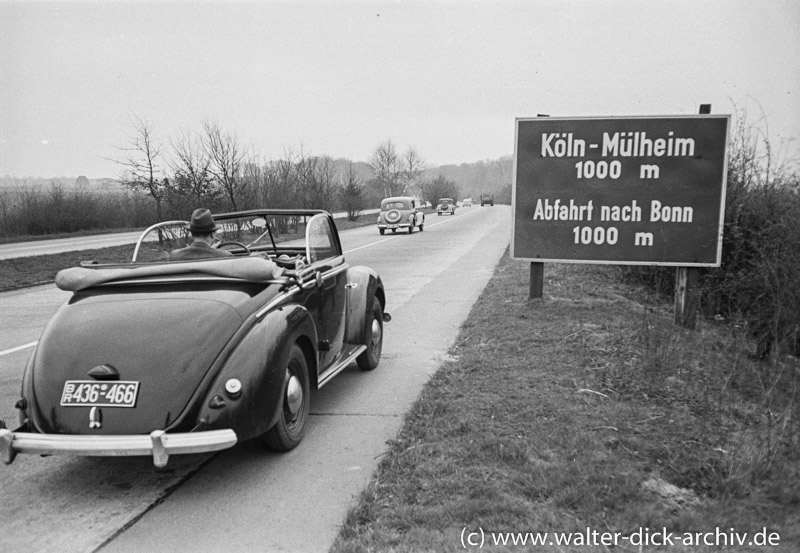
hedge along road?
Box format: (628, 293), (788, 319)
(0, 204), (510, 553)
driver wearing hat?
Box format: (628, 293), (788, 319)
(169, 208), (235, 260)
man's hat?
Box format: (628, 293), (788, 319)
(187, 208), (221, 233)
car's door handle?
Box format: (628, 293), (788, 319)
(315, 271), (337, 291)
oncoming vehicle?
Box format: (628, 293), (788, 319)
(480, 194), (494, 206)
(462, 198), (473, 207)
(437, 198), (456, 216)
(0, 209), (389, 468)
(377, 196), (425, 235)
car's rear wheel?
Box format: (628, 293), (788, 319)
(263, 344), (310, 451)
(357, 296), (383, 371)
(379, 228), (385, 235)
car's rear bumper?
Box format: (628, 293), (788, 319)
(377, 223), (411, 229)
(0, 428), (237, 468)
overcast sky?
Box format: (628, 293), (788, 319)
(1, 0), (798, 179)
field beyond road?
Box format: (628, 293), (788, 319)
(331, 251), (799, 553)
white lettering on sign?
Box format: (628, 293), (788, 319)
(602, 131), (695, 157)
(533, 199), (594, 221)
(600, 201), (642, 222)
(541, 131), (696, 158)
(650, 200), (694, 223)
(541, 133), (587, 157)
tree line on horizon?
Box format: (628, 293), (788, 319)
(0, 115), (513, 235)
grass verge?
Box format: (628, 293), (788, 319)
(0, 246), (133, 290)
(331, 250), (799, 552)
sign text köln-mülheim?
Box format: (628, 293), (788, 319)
(512, 115), (730, 266)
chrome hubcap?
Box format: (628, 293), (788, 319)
(286, 374), (303, 416)
(371, 318), (382, 345)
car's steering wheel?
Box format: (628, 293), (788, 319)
(215, 241), (251, 255)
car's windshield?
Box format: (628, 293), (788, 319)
(130, 213), (321, 263)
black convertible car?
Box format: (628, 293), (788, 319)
(0, 209), (389, 468)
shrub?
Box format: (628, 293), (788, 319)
(624, 112), (800, 359)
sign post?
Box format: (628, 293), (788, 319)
(673, 104), (712, 328)
(529, 114), (549, 299)
(512, 112), (730, 312)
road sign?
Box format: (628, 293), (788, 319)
(512, 115), (730, 266)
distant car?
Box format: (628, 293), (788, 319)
(480, 194), (494, 206)
(377, 196), (425, 235)
(462, 198), (473, 207)
(0, 209), (389, 468)
(437, 198), (456, 216)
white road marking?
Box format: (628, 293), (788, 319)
(0, 341), (37, 357)
(344, 237), (394, 254)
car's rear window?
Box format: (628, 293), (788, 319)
(382, 201), (407, 210)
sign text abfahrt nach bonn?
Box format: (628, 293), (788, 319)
(512, 115), (730, 266)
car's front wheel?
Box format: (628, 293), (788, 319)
(357, 296), (383, 371)
(262, 344), (310, 451)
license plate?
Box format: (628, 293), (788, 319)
(387, 224), (397, 229)
(61, 380), (139, 407)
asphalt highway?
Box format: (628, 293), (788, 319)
(0, 205), (511, 553)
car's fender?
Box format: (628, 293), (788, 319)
(345, 266), (385, 346)
(197, 304), (318, 441)
(14, 348), (38, 432)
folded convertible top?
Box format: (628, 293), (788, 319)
(55, 256), (284, 291)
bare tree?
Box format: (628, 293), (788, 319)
(310, 156), (340, 210)
(203, 120), (245, 210)
(340, 162), (365, 221)
(170, 129), (214, 204)
(239, 152), (270, 209)
(402, 146), (426, 197)
(0, 190), (11, 238)
(110, 114), (167, 221)
(266, 147), (303, 209)
(369, 140), (404, 197)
